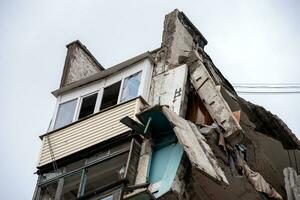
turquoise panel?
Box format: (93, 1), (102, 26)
(149, 144), (174, 183)
(149, 142), (183, 198)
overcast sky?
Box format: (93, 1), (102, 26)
(1, 0), (300, 199)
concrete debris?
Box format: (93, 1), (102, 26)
(162, 106), (229, 185)
(243, 164), (283, 199)
(238, 97), (300, 150)
(284, 167), (300, 200)
(187, 50), (243, 142)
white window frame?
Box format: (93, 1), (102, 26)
(99, 70), (143, 110)
(98, 79), (123, 111)
(52, 97), (79, 130)
(74, 90), (100, 121)
(51, 90), (101, 131)
(119, 70), (143, 103)
(49, 58), (153, 131)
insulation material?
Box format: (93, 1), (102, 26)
(284, 167), (300, 200)
(187, 50), (242, 140)
(232, 111), (241, 123)
(242, 164), (283, 200)
(162, 106), (228, 185)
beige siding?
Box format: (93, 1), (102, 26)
(38, 99), (141, 167)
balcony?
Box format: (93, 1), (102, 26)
(38, 97), (146, 168)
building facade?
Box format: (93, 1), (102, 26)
(33, 10), (300, 200)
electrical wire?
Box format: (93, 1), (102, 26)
(233, 83), (300, 85)
(232, 83), (300, 94)
(234, 85), (300, 89)
(233, 83), (300, 88)
(236, 91), (300, 94)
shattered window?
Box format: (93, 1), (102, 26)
(61, 173), (82, 199)
(83, 152), (129, 195)
(39, 181), (58, 200)
(40, 169), (63, 183)
(36, 140), (138, 200)
(120, 71), (142, 102)
(78, 93), (98, 120)
(54, 99), (77, 129)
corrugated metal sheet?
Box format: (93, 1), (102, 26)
(38, 98), (141, 167)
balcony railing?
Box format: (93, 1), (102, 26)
(37, 97), (146, 168)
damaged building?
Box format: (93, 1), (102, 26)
(33, 9), (300, 200)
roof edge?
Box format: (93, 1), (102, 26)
(66, 40), (105, 70)
(52, 51), (154, 97)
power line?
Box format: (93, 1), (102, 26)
(228, 83), (300, 94)
(233, 83), (300, 85)
(233, 83), (300, 93)
(236, 91), (300, 94)
(234, 85), (300, 89)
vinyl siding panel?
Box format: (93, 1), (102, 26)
(38, 98), (142, 167)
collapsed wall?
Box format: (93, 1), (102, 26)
(150, 9), (300, 200)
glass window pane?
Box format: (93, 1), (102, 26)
(88, 189), (121, 200)
(78, 93), (98, 120)
(61, 173), (82, 200)
(87, 149), (109, 164)
(110, 141), (131, 154)
(102, 195), (113, 200)
(40, 169), (63, 183)
(54, 99), (77, 129)
(83, 152), (129, 195)
(120, 71), (142, 102)
(39, 181), (58, 200)
(65, 159), (86, 173)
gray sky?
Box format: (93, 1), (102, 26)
(1, 0), (300, 199)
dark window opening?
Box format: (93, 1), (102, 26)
(100, 81), (121, 110)
(186, 90), (214, 125)
(36, 140), (140, 200)
(39, 181), (58, 200)
(78, 93), (98, 120)
(83, 152), (129, 195)
(61, 173), (82, 199)
(65, 159), (86, 173)
(87, 149), (109, 164)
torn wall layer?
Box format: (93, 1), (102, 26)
(148, 9), (300, 199)
(186, 50), (243, 142)
(238, 97), (300, 150)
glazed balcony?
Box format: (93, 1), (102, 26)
(37, 97), (146, 168)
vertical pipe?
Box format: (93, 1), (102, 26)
(293, 150), (299, 174)
(287, 150), (292, 167)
